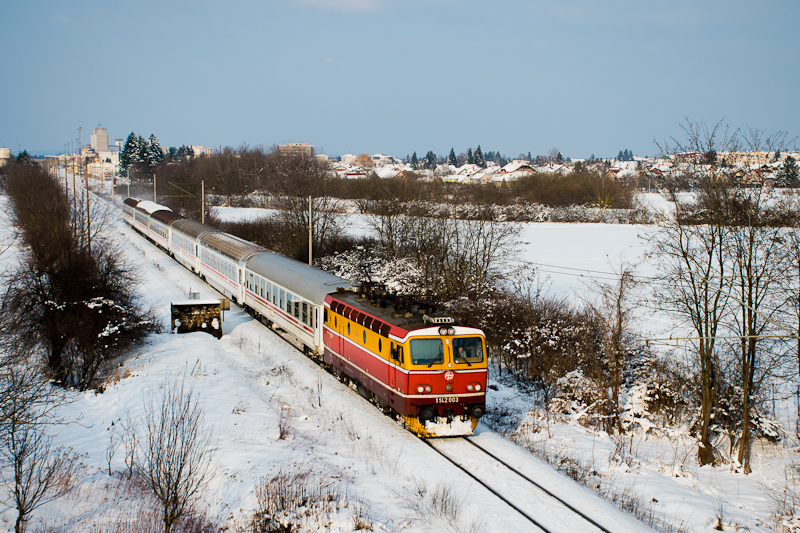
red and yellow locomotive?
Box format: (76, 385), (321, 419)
(322, 285), (486, 437)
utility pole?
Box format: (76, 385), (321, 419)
(308, 196), (313, 266)
(85, 164), (91, 252)
(153, 173), (156, 202)
(201, 181), (205, 224)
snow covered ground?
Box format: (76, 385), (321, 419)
(209, 197), (800, 532)
(1, 192), (798, 532)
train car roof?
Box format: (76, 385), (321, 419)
(171, 218), (220, 240)
(123, 197), (141, 208)
(150, 210), (182, 225)
(201, 232), (266, 263)
(246, 252), (352, 304)
(135, 200), (172, 215)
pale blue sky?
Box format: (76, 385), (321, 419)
(2, 0), (798, 159)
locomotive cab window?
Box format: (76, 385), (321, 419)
(409, 338), (444, 366)
(453, 337), (484, 364)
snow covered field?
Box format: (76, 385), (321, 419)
(1, 193), (798, 532)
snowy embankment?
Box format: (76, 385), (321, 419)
(0, 198), (650, 532)
(212, 195), (800, 532)
(2, 189), (797, 532)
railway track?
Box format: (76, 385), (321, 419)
(423, 436), (619, 533)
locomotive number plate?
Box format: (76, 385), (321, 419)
(436, 396), (459, 404)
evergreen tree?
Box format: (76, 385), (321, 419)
(178, 145), (194, 159)
(590, 153), (596, 161)
(777, 155), (799, 188)
(466, 148), (474, 165)
(527, 151), (532, 161)
(448, 148), (457, 166)
(15, 150), (32, 165)
(134, 135), (148, 168)
(617, 150), (624, 161)
(424, 150), (437, 170)
(556, 152), (564, 163)
(474, 145), (485, 168)
(410, 152), (418, 170)
(147, 134), (164, 166)
(119, 132), (139, 172)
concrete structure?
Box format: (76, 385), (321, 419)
(190, 145), (213, 157)
(0, 148), (11, 167)
(277, 142), (315, 158)
(90, 126), (109, 153)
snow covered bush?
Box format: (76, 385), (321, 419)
(548, 369), (611, 430)
(248, 465), (349, 533)
(622, 352), (691, 430)
(316, 245), (426, 295)
(447, 291), (603, 387)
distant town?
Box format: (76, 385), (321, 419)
(3, 125), (798, 189)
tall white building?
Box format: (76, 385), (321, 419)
(91, 126), (109, 153)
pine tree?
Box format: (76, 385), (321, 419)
(556, 152), (564, 163)
(148, 134), (164, 166)
(466, 148), (474, 165)
(777, 155), (799, 188)
(134, 135), (148, 167)
(119, 132), (138, 172)
(448, 148), (457, 166)
(15, 150), (32, 165)
(527, 152), (532, 162)
(410, 152), (418, 170)
(424, 151), (437, 170)
(617, 150), (624, 161)
(474, 145), (485, 168)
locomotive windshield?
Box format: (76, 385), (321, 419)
(409, 338), (444, 366)
(453, 337), (484, 364)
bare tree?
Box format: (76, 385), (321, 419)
(583, 263), (638, 434)
(722, 189), (796, 472)
(365, 207), (522, 300)
(133, 373), (216, 533)
(647, 179), (731, 466)
(0, 365), (76, 533)
(649, 119), (745, 466)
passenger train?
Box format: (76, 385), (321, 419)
(123, 198), (487, 437)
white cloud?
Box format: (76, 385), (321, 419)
(294, 0), (383, 12)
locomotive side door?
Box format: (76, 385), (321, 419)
(389, 343), (404, 394)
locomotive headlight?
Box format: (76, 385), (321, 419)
(424, 385), (432, 393)
(417, 386), (424, 393)
(474, 384), (482, 391)
(466, 384), (474, 391)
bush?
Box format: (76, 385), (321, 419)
(2, 163), (158, 389)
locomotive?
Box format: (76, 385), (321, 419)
(122, 197), (487, 437)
